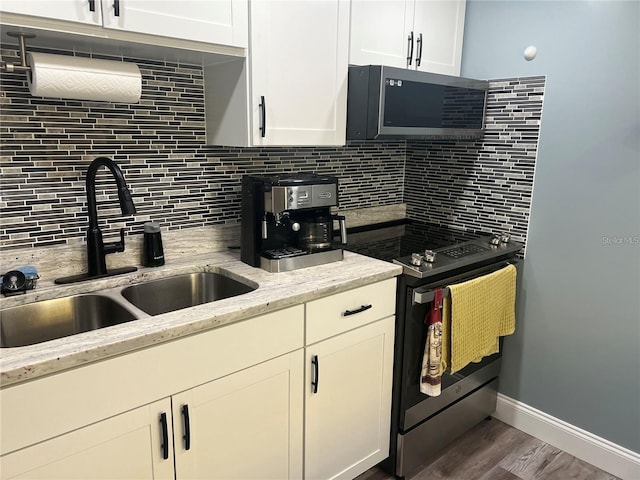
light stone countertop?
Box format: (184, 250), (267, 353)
(0, 250), (401, 387)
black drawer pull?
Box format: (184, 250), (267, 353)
(311, 355), (319, 394)
(88, 0), (95, 12)
(181, 404), (191, 450)
(342, 304), (372, 316)
(159, 412), (169, 460)
(113, 0), (120, 17)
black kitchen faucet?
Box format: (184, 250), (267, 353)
(85, 157), (136, 276)
(55, 157), (137, 284)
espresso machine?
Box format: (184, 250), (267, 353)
(241, 173), (347, 272)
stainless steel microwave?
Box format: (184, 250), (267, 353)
(346, 65), (489, 140)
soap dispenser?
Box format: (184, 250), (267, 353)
(142, 222), (165, 267)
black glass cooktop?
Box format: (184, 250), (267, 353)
(344, 220), (490, 263)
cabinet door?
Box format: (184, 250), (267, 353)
(349, 0), (415, 68)
(0, 399), (174, 480)
(249, 0), (349, 146)
(305, 316), (395, 480)
(173, 350), (304, 480)
(101, 0), (248, 47)
(412, 0), (466, 75)
(0, 0), (102, 25)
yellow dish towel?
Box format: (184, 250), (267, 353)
(442, 264), (517, 374)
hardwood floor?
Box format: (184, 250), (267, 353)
(356, 419), (620, 480)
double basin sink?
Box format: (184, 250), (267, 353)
(0, 272), (256, 348)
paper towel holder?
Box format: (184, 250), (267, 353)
(1, 32), (36, 74)
(3, 31), (142, 104)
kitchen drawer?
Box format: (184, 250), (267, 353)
(306, 278), (396, 344)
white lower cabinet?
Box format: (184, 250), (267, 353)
(0, 398), (175, 480)
(173, 350), (304, 480)
(304, 316), (395, 480)
(0, 306), (304, 480)
(1, 351), (303, 480)
(0, 279), (398, 480)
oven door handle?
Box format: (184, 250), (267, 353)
(414, 288), (448, 305)
(412, 259), (519, 305)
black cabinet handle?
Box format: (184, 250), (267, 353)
(416, 32), (423, 67)
(181, 404), (191, 451)
(407, 31), (414, 66)
(88, 0), (95, 12)
(159, 412), (169, 460)
(113, 0), (120, 17)
(342, 304), (372, 316)
(311, 355), (319, 394)
(259, 95), (266, 138)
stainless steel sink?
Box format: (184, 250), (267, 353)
(121, 272), (256, 316)
(0, 295), (138, 348)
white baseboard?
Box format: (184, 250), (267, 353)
(494, 394), (640, 480)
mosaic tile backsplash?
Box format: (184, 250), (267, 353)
(405, 76), (545, 242)
(0, 46), (404, 250)
(0, 44), (544, 253)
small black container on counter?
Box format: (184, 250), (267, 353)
(143, 222), (165, 267)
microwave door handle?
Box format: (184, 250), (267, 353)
(406, 31), (414, 67)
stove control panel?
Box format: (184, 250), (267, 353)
(441, 243), (487, 259)
(395, 236), (522, 279)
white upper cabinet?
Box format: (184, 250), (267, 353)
(205, 0), (350, 146)
(412, 0), (465, 75)
(349, 0), (466, 76)
(0, 0), (248, 48)
(349, 0), (414, 69)
(101, 0), (248, 48)
(0, 0), (103, 25)
(249, 0), (349, 146)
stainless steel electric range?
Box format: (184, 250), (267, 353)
(346, 220), (523, 478)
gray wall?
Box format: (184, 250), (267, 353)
(462, 0), (640, 451)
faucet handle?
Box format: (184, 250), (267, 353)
(104, 228), (126, 255)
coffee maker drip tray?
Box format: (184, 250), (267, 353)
(259, 249), (344, 273)
(263, 247), (308, 259)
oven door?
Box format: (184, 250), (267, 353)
(398, 258), (521, 432)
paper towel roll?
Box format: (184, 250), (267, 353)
(27, 52), (142, 103)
